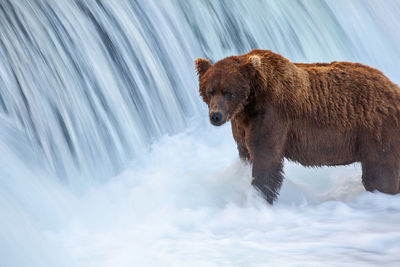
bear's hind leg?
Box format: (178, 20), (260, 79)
(361, 159), (400, 194)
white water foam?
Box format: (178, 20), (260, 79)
(3, 119), (398, 266)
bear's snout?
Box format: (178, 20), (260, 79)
(210, 112), (223, 126)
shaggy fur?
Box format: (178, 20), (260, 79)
(195, 49), (400, 204)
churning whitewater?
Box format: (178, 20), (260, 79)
(0, 1), (400, 266)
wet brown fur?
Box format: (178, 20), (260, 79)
(195, 49), (400, 204)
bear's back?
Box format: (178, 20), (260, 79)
(289, 61), (400, 129)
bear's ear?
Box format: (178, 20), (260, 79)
(240, 55), (266, 93)
(249, 55), (262, 67)
(240, 55), (262, 77)
(240, 54), (262, 78)
(194, 58), (212, 76)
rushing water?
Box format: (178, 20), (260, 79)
(1, 1), (400, 266)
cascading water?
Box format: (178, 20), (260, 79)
(1, 1), (400, 266)
(0, 0), (203, 181)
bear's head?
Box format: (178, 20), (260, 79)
(194, 55), (262, 126)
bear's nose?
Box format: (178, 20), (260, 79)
(210, 112), (222, 124)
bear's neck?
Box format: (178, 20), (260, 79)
(231, 91), (262, 125)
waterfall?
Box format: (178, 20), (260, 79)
(1, 1), (400, 266)
(0, 0), (201, 181)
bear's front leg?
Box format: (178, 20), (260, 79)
(231, 119), (250, 161)
(246, 107), (288, 204)
(251, 154), (284, 204)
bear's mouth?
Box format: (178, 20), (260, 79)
(210, 119), (226, 126)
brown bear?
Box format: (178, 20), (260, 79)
(195, 49), (400, 204)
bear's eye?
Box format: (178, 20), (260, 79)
(208, 90), (215, 97)
(224, 92), (234, 100)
